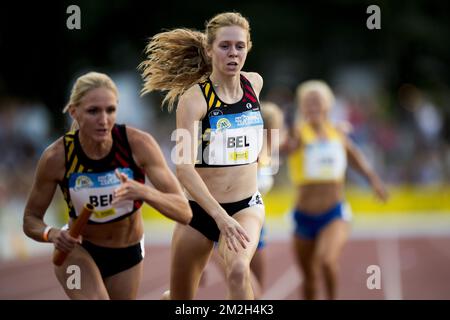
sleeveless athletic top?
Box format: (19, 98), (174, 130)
(59, 124), (145, 224)
(195, 74), (264, 168)
(288, 122), (347, 185)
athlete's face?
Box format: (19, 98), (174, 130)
(300, 91), (328, 124)
(71, 87), (117, 143)
(208, 26), (248, 76)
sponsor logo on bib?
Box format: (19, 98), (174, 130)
(209, 109), (223, 117)
(74, 175), (93, 191)
(216, 118), (232, 131)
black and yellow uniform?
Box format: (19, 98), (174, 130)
(189, 192), (264, 242)
(195, 74), (264, 167)
(58, 124), (146, 278)
(59, 124), (145, 224)
(189, 74), (265, 241)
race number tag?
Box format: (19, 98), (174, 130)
(206, 111), (263, 165)
(304, 141), (346, 180)
(68, 168), (134, 223)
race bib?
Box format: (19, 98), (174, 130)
(204, 111), (263, 165)
(68, 168), (134, 223)
(304, 141), (346, 180)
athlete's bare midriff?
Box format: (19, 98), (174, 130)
(295, 182), (344, 214)
(194, 163), (258, 203)
(70, 210), (144, 248)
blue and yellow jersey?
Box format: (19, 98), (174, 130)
(288, 122), (347, 186)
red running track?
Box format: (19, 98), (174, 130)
(1, 236), (449, 300)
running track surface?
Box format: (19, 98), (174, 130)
(1, 235), (450, 300)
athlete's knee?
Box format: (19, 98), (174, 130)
(226, 259), (250, 289)
(322, 256), (338, 275)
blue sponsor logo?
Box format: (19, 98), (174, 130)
(69, 168), (134, 189)
(210, 111), (262, 130)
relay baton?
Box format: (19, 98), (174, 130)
(53, 203), (95, 266)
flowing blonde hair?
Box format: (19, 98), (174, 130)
(63, 72), (118, 131)
(139, 12), (252, 111)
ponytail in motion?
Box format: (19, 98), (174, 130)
(139, 12), (252, 112)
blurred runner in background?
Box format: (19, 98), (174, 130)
(283, 79), (388, 299)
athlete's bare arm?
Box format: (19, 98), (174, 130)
(23, 139), (81, 253)
(344, 135), (389, 202)
(114, 127), (192, 225)
(23, 139), (64, 241)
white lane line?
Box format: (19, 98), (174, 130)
(261, 265), (301, 300)
(376, 236), (403, 300)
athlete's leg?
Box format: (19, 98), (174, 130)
(104, 260), (143, 299)
(292, 235), (318, 299)
(218, 205), (264, 300)
(168, 223), (214, 299)
(249, 248), (265, 299)
(315, 219), (350, 299)
(54, 245), (109, 300)
(207, 246), (263, 299)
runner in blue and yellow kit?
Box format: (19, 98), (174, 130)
(284, 80), (388, 299)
